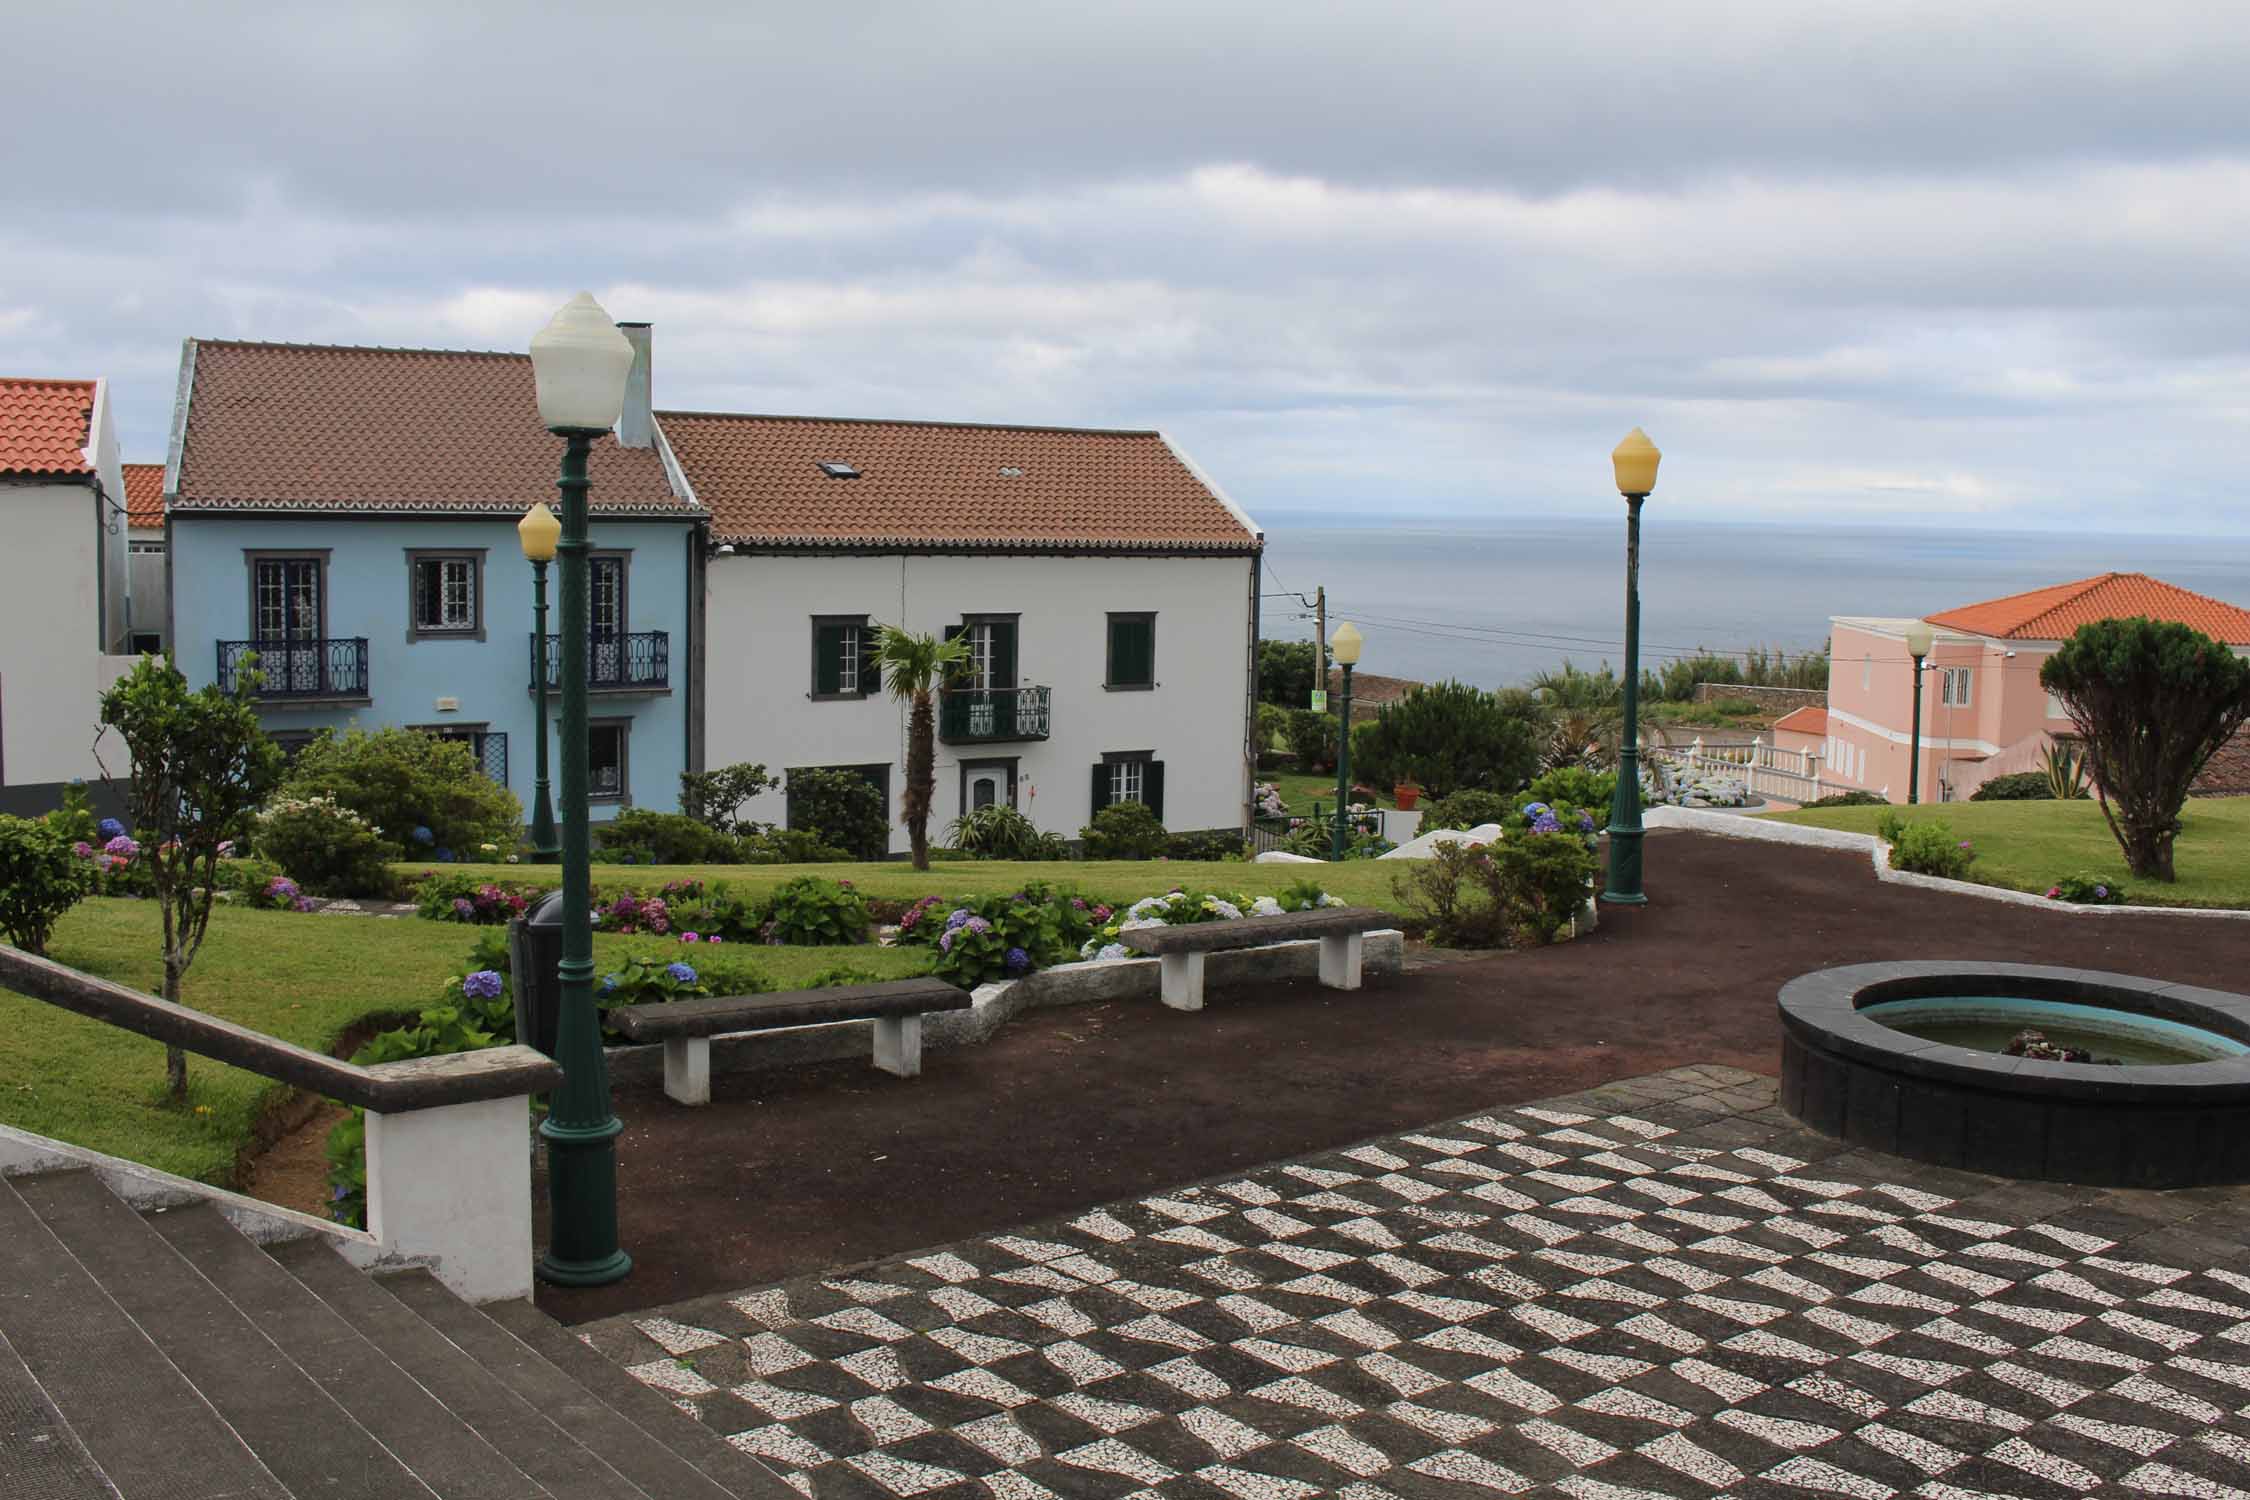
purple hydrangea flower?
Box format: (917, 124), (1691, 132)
(965, 916), (992, 935)
(453, 897), (476, 917)
(1532, 812), (1563, 835)
(1004, 947), (1032, 975)
(707, 935), (723, 945)
(72, 841), (93, 858)
(462, 970), (504, 1000)
(1577, 811), (1597, 832)
(104, 834), (138, 856)
(939, 930), (955, 952)
(600, 975), (618, 994)
(945, 908), (973, 931)
(666, 962), (697, 984)
(97, 818), (126, 840)
(2095, 884), (2109, 898)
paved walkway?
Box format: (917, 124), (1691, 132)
(580, 1067), (2250, 1499)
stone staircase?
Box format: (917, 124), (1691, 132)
(0, 1167), (792, 1500)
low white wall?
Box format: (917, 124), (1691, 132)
(605, 929), (1408, 1086)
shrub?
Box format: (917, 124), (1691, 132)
(414, 871), (534, 925)
(1166, 829), (1246, 862)
(1257, 639), (1325, 708)
(678, 761), (777, 834)
(247, 873), (316, 913)
(657, 878), (763, 943)
(1707, 697), (1762, 717)
(1391, 832), (1596, 948)
(1421, 789), (1518, 832)
(1349, 680), (1540, 799)
(0, 816), (96, 954)
(738, 826), (851, 864)
(281, 727), (521, 856)
(595, 809), (742, 865)
(1526, 767), (1618, 812)
(212, 853), (287, 899)
(946, 805), (1064, 860)
(2046, 873), (2126, 905)
(1080, 801), (1169, 860)
(785, 768), (888, 861)
(1800, 791), (1888, 808)
(1256, 701), (1292, 754)
(42, 782), (100, 847)
(253, 795), (399, 897)
(1287, 707), (1340, 771)
(1888, 819), (1977, 880)
(1503, 799), (1602, 852)
(763, 875), (869, 944)
(1970, 772), (2052, 802)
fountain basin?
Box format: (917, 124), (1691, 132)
(1779, 961), (2250, 1188)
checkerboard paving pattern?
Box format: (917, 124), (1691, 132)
(581, 1067), (2250, 1498)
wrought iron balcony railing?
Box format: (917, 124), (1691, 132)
(531, 630), (669, 692)
(216, 638), (370, 701)
(938, 685), (1052, 744)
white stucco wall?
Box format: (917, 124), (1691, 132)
(0, 479), (115, 784)
(704, 552), (1257, 844)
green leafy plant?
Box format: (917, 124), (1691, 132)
(784, 767), (889, 863)
(1526, 767), (1619, 812)
(1080, 800), (1168, 860)
(678, 761), (778, 835)
(2046, 873), (2125, 905)
(2042, 618), (2250, 880)
(2043, 741), (2092, 801)
(1165, 829), (1245, 862)
(1888, 819), (1977, 880)
(1391, 833), (1595, 948)
(871, 625), (973, 870)
(98, 655), (288, 1101)
(253, 794), (399, 897)
(42, 782), (99, 847)
(0, 815), (96, 954)
(737, 827), (852, 864)
(946, 804), (1054, 860)
(1257, 639), (1326, 708)
(1970, 772), (2052, 802)
(1349, 680), (1541, 799)
(1800, 791), (1888, 808)
(762, 875), (870, 945)
(1286, 707), (1340, 771)
(413, 871), (535, 925)
(279, 726), (521, 856)
(1421, 789), (1517, 832)
(594, 808), (744, 865)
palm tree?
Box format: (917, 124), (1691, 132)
(874, 624), (970, 870)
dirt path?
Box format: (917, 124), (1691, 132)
(533, 829), (2250, 1323)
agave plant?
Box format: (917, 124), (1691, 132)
(2043, 740), (2091, 800)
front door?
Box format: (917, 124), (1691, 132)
(962, 759), (1017, 814)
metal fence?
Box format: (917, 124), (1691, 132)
(216, 638), (370, 700)
(531, 631), (669, 691)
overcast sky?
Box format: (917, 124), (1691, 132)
(8, 2), (2250, 531)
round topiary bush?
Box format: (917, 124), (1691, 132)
(1970, 771), (2054, 802)
(0, 814), (96, 954)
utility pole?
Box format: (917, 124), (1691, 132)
(1313, 585), (1327, 702)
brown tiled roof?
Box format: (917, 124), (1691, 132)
(174, 341), (692, 516)
(658, 411), (1258, 551)
(2195, 725), (2250, 796)
(1926, 572), (2250, 646)
(0, 377), (95, 478)
(1772, 706), (1828, 736)
(122, 462), (165, 529)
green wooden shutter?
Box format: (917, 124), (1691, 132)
(814, 624), (843, 694)
(1109, 616), (1153, 687)
(1090, 763), (1111, 814)
(1145, 760), (1166, 822)
(993, 621), (1017, 690)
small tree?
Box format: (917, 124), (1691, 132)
(0, 816), (96, 954)
(1350, 679), (1542, 799)
(1257, 639), (1328, 708)
(97, 656), (286, 1101)
(679, 761), (777, 835)
(2040, 618), (2250, 881)
(872, 626), (970, 870)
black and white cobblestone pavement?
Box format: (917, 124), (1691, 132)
(579, 1066), (2250, 1499)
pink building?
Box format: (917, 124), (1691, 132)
(1824, 573), (2250, 803)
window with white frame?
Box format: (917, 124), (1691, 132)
(409, 551), (482, 638)
(1941, 667), (1973, 707)
(1110, 758), (1144, 804)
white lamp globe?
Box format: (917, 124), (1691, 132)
(1904, 621), (1935, 659)
(529, 292), (634, 433)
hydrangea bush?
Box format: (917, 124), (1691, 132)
(2047, 873), (2126, 905)
(1077, 882), (1342, 962)
(254, 794), (398, 897)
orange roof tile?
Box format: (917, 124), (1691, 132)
(659, 411), (1259, 552)
(1926, 572), (2250, 646)
(1772, 706), (1827, 736)
(122, 462), (165, 529)
(174, 341), (691, 516)
(0, 377), (95, 478)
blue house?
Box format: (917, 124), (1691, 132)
(162, 334), (704, 819)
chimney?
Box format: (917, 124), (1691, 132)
(616, 322), (653, 449)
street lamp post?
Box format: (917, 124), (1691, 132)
(1329, 622), (1363, 860)
(517, 502), (561, 863)
(528, 292), (635, 1289)
(1905, 621), (1934, 805)
(1602, 428), (1661, 906)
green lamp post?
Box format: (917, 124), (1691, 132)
(1904, 620), (1934, 805)
(517, 501), (561, 863)
(529, 292), (634, 1289)
(1602, 428), (1661, 906)
(1329, 621), (1363, 859)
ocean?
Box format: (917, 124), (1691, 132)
(1256, 514), (2250, 690)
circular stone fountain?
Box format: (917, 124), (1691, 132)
(1778, 961), (2250, 1189)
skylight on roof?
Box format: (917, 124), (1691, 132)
(816, 461), (861, 479)
(998, 466), (1024, 477)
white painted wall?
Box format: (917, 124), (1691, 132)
(0, 478), (121, 784)
(704, 552), (1257, 844)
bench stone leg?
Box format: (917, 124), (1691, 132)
(1159, 952), (1206, 1011)
(663, 1037), (711, 1106)
(873, 1014), (923, 1078)
(1319, 932), (1365, 990)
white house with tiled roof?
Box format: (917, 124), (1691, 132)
(659, 405), (1263, 844)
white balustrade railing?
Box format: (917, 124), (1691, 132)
(1651, 735), (1827, 806)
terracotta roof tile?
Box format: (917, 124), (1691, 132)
(0, 377), (95, 478)
(659, 411), (1258, 552)
(175, 341), (690, 516)
(122, 462), (165, 529)
(1926, 572), (2250, 646)
(2194, 725), (2250, 796)
(1772, 706), (1828, 736)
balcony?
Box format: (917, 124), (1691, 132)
(938, 685), (1051, 745)
(217, 638), (370, 703)
(531, 630), (669, 693)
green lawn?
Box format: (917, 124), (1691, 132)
(1761, 797), (2250, 910)
(1261, 769), (1396, 814)
(0, 900), (927, 1187)
(409, 857), (1415, 912)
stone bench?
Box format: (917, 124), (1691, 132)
(604, 977), (972, 1105)
(1118, 907), (1396, 1011)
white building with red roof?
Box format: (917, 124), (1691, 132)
(1823, 573), (2250, 803)
(0, 376), (136, 798)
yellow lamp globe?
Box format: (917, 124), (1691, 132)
(518, 501), (561, 562)
(1330, 621), (1364, 667)
(1611, 428), (1661, 497)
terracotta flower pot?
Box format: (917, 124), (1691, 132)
(1394, 784), (1422, 811)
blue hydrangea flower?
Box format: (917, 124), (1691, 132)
(434, 848), (454, 863)
(1004, 946), (1032, 975)
(666, 962), (697, 984)
(462, 969), (504, 1000)
(945, 908), (973, 931)
(97, 818), (126, 840)
(1532, 812), (1563, 835)
(939, 930), (955, 952)
(1522, 802), (1550, 818)
(411, 825), (435, 845)
(1578, 810), (1597, 832)
(965, 916), (992, 935)
(600, 974), (618, 993)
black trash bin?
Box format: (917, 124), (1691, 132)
(510, 889), (568, 1059)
